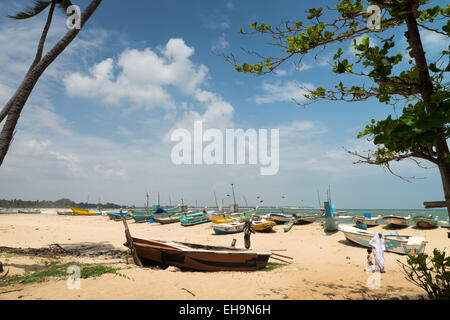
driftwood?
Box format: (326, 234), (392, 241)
(120, 210), (143, 267)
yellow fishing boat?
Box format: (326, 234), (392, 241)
(252, 219), (276, 232)
(207, 213), (235, 224)
(69, 207), (96, 216)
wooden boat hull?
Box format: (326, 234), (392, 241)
(284, 219), (295, 232)
(131, 237), (271, 271)
(18, 209), (41, 214)
(351, 216), (381, 226)
(383, 216), (410, 227)
(208, 214), (235, 224)
(69, 207), (96, 216)
(267, 214), (291, 224)
(413, 216), (438, 229)
(212, 222), (244, 234)
(338, 225), (427, 255)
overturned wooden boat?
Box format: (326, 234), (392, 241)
(382, 215), (410, 227)
(127, 237), (271, 271)
(212, 221), (245, 234)
(338, 224), (427, 255)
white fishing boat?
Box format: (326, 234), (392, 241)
(351, 215), (381, 226)
(338, 224), (427, 255)
(212, 221), (245, 235)
(382, 215), (411, 227)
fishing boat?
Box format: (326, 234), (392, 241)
(106, 211), (131, 221)
(293, 213), (320, 224)
(154, 214), (182, 224)
(413, 215), (439, 229)
(382, 215), (411, 228)
(266, 213), (291, 224)
(180, 212), (211, 226)
(351, 213), (381, 226)
(129, 209), (154, 223)
(57, 210), (74, 216)
(127, 237), (271, 271)
(229, 210), (256, 222)
(252, 219), (276, 232)
(284, 218), (296, 232)
(17, 209), (41, 214)
(69, 207), (96, 216)
(212, 221), (245, 235)
(207, 212), (235, 224)
(338, 224), (427, 255)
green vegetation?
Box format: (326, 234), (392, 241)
(398, 248), (450, 299)
(260, 262), (287, 272)
(0, 261), (123, 287)
(0, 198), (127, 209)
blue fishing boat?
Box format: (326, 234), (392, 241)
(180, 211), (211, 226)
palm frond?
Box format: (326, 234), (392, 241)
(8, 0), (52, 20)
(57, 0), (74, 16)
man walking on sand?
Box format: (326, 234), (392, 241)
(369, 232), (385, 273)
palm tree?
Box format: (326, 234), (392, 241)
(0, 0), (103, 166)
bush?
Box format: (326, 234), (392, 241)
(398, 249), (450, 300)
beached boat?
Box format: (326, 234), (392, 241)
(127, 237), (271, 271)
(154, 215), (182, 224)
(129, 209), (154, 223)
(338, 224), (427, 255)
(284, 218), (296, 232)
(413, 216), (439, 229)
(18, 209), (41, 214)
(229, 210), (255, 222)
(106, 211), (131, 221)
(383, 215), (410, 227)
(252, 219), (276, 232)
(69, 207), (96, 216)
(180, 212), (211, 226)
(351, 214), (381, 226)
(207, 212), (235, 224)
(266, 213), (291, 224)
(57, 210), (74, 216)
(212, 221), (245, 235)
(293, 213), (320, 224)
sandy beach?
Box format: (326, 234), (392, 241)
(0, 213), (448, 300)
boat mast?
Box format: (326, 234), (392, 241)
(214, 191), (219, 209)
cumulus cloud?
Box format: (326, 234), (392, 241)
(64, 38), (210, 110)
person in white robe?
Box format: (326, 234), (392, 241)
(369, 232), (385, 273)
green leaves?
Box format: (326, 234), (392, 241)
(8, 0), (52, 20)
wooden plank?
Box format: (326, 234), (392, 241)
(120, 210), (143, 267)
(423, 201), (447, 208)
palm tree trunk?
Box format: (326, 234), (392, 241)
(404, 6), (450, 218)
(0, 0), (103, 166)
(0, 2), (56, 125)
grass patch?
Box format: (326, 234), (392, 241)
(260, 262), (286, 272)
(0, 261), (123, 287)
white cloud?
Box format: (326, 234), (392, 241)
(212, 33), (229, 51)
(250, 80), (314, 104)
(64, 39), (210, 110)
(420, 30), (448, 54)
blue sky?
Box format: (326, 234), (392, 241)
(0, 0), (448, 209)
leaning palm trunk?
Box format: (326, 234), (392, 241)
(0, 0), (103, 166)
